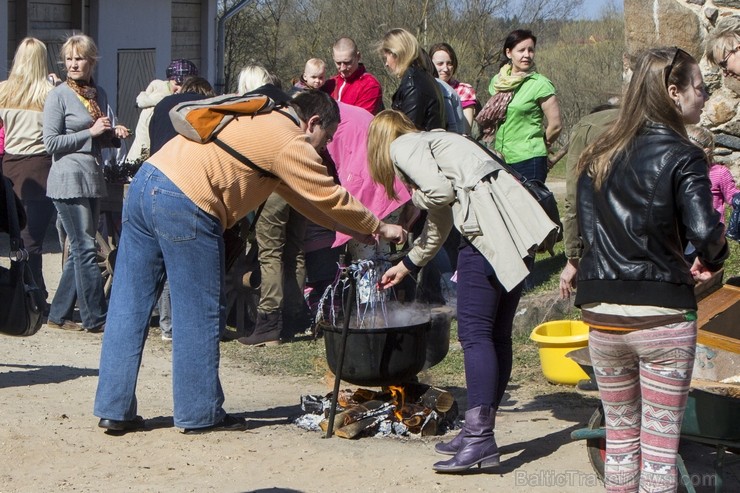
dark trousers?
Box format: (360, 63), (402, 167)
(509, 156), (548, 183)
(456, 244), (528, 409)
(21, 197), (56, 298)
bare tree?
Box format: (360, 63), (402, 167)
(217, 0), (624, 142)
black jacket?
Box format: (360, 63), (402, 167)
(391, 65), (446, 131)
(575, 122), (728, 310)
(149, 92), (209, 155)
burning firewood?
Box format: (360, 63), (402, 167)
(298, 382), (459, 438)
(319, 400), (394, 436)
(400, 382), (455, 413)
(335, 416), (386, 439)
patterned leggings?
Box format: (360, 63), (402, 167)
(588, 322), (696, 493)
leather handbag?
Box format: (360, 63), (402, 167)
(0, 177), (45, 336)
(466, 136), (563, 255)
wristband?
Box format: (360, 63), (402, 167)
(402, 256), (421, 275)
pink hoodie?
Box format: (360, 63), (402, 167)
(328, 102), (411, 247)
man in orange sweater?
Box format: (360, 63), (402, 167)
(94, 90), (405, 435)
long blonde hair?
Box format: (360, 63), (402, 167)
(577, 47), (696, 189)
(378, 28), (422, 77)
(367, 110), (419, 199)
(0, 37), (52, 111)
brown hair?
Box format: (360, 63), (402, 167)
(577, 47), (697, 189)
(180, 76), (215, 96)
(429, 42), (458, 76)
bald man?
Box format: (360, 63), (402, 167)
(325, 37), (384, 114)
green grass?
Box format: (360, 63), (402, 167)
(547, 152), (567, 180)
(219, 217), (740, 393)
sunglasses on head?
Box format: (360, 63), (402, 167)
(664, 47), (689, 87)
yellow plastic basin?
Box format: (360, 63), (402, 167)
(530, 320), (590, 385)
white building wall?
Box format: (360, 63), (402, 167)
(93, 0), (172, 112)
(0, 0), (9, 76)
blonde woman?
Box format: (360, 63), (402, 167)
(379, 28), (445, 131)
(237, 64), (271, 94)
(0, 38), (58, 304)
(368, 109), (555, 473)
(43, 34), (129, 332)
(705, 15), (740, 78)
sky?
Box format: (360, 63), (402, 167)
(579, 0), (624, 20)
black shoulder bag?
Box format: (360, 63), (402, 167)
(0, 177), (46, 336)
(465, 136), (563, 256)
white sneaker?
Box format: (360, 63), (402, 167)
(161, 332), (172, 341)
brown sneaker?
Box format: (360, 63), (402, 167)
(47, 320), (83, 331)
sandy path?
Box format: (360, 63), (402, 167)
(1, 199), (736, 492)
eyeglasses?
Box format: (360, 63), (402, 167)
(719, 46), (740, 71)
(664, 47), (686, 87)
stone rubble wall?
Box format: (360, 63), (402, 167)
(626, 0), (740, 180)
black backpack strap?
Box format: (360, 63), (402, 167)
(212, 138), (278, 180)
(464, 135), (528, 184)
(2, 177), (25, 259)
(274, 107), (301, 127)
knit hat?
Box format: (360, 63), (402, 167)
(166, 59), (199, 83)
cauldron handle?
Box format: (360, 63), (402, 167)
(324, 280), (355, 438)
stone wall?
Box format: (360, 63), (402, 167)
(625, 0), (740, 179)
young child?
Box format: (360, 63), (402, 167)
(293, 58), (327, 91)
(686, 125), (739, 223)
(685, 125), (739, 259)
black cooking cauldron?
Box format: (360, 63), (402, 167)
(323, 303), (451, 387)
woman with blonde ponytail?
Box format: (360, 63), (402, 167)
(0, 37), (58, 302)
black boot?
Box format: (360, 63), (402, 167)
(432, 406), (500, 473)
(237, 311), (281, 346)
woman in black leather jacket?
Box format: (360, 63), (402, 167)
(379, 28), (445, 131)
(575, 47), (727, 493)
(377, 28), (449, 305)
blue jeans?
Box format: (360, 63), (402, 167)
(94, 163), (226, 428)
(50, 197), (106, 328)
(509, 156), (548, 183)
(456, 244), (528, 409)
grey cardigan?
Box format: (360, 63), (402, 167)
(390, 131), (557, 291)
(43, 82), (108, 199)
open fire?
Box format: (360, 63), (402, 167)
(296, 383), (458, 439)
